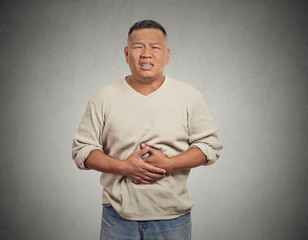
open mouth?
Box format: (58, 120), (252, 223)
(140, 62), (154, 70)
(141, 63), (154, 67)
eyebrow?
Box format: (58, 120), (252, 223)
(151, 42), (162, 45)
(132, 42), (162, 45)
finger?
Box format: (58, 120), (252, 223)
(145, 171), (165, 180)
(133, 178), (156, 184)
(144, 163), (166, 174)
(140, 180), (157, 184)
(133, 179), (141, 184)
(136, 145), (150, 157)
(133, 175), (158, 184)
(140, 174), (164, 183)
(146, 146), (160, 155)
(141, 143), (158, 152)
(134, 166), (165, 180)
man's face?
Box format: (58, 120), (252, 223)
(125, 28), (170, 82)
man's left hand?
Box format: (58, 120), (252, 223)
(141, 143), (174, 172)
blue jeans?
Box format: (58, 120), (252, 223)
(100, 205), (191, 240)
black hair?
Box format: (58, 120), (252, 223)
(128, 20), (167, 37)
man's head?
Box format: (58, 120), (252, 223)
(125, 20), (170, 83)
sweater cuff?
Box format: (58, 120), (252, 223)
(189, 143), (216, 166)
(74, 146), (103, 169)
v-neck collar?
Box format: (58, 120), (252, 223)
(123, 76), (168, 100)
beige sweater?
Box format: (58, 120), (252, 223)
(72, 76), (222, 220)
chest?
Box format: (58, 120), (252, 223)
(102, 96), (189, 141)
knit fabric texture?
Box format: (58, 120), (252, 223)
(72, 76), (222, 220)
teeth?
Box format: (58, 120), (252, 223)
(141, 63), (153, 66)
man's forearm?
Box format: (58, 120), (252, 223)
(168, 147), (207, 172)
(85, 149), (124, 173)
(143, 144), (207, 172)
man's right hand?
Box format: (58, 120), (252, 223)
(122, 145), (166, 184)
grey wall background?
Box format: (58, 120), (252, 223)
(1, 0), (307, 239)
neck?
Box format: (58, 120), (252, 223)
(126, 75), (165, 96)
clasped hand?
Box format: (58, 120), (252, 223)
(124, 143), (173, 184)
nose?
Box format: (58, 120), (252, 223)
(140, 47), (152, 58)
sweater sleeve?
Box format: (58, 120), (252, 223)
(187, 91), (223, 166)
(72, 99), (104, 169)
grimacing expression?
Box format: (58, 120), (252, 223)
(125, 28), (170, 82)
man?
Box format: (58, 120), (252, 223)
(72, 20), (222, 240)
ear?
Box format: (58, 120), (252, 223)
(124, 46), (129, 63)
(165, 48), (170, 65)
